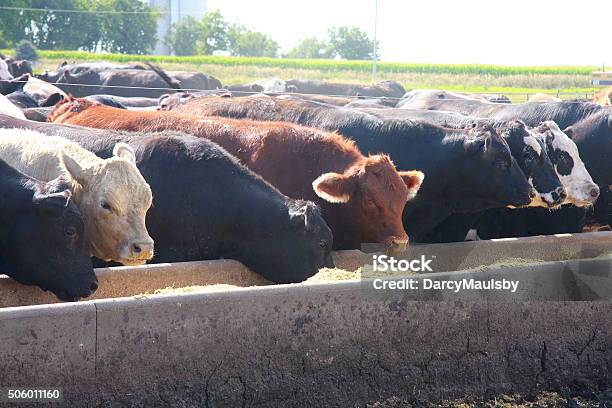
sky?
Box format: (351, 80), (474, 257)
(206, 0), (612, 66)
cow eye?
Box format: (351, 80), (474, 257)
(101, 202), (112, 211)
(64, 226), (77, 238)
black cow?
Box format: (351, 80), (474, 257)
(285, 79), (406, 98)
(37, 62), (147, 83)
(2, 58), (33, 77)
(360, 108), (564, 207)
(0, 115), (334, 283)
(40, 65), (223, 98)
(21, 107), (53, 122)
(87, 95), (128, 109)
(6, 91), (39, 108)
(166, 95), (534, 243)
(348, 120), (534, 243)
(158, 90), (230, 111)
(397, 95), (605, 129)
(87, 94), (159, 108)
(0, 159), (96, 301)
(6, 90), (63, 110)
(387, 103), (607, 236)
(226, 83), (265, 95)
(0, 74), (29, 95)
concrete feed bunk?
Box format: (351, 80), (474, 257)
(0, 232), (611, 406)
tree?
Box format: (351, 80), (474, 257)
(165, 11), (231, 56)
(0, 30), (9, 49)
(199, 10), (230, 55)
(285, 37), (332, 59)
(327, 26), (378, 60)
(0, 0), (157, 54)
(165, 16), (202, 56)
(97, 0), (158, 54)
(228, 24), (279, 57)
(15, 40), (39, 61)
(3, 0), (85, 50)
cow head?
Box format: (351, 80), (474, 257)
(58, 69), (101, 89)
(312, 154), (424, 249)
(535, 121), (599, 207)
(11, 60), (33, 77)
(256, 77), (286, 93)
(450, 123), (534, 211)
(6, 176), (96, 301)
(60, 143), (155, 265)
(499, 121), (565, 208)
(47, 96), (97, 121)
(0, 73), (28, 95)
(158, 92), (197, 111)
(0, 59), (13, 81)
(36, 70), (62, 83)
(245, 201), (334, 283)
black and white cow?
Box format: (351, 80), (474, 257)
(358, 108), (565, 208)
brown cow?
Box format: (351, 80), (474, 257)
(49, 98), (424, 250)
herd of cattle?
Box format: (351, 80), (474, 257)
(0, 57), (609, 302)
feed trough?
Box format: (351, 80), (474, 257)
(1, 232), (611, 406)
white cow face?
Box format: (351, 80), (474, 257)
(61, 143), (155, 265)
(255, 77), (286, 93)
(0, 59), (13, 81)
(535, 121), (599, 207)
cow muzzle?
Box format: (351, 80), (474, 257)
(538, 186), (567, 208)
(568, 183), (600, 207)
(120, 238), (154, 265)
(384, 236), (409, 255)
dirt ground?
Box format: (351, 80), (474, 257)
(364, 389), (612, 408)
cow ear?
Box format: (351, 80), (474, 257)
(40, 92), (65, 107)
(113, 143), (136, 165)
(32, 189), (72, 216)
(399, 170), (425, 201)
(60, 149), (87, 187)
(312, 172), (354, 203)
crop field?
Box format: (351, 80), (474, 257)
(5, 49), (600, 102)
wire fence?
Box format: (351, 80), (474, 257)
(0, 5), (204, 16)
(0, 76), (600, 105)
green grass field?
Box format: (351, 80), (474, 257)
(5, 49), (600, 102)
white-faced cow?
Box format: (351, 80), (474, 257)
(533, 121), (599, 207)
(0, 130), (154, 265)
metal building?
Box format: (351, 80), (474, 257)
(149, 0), (208, 55)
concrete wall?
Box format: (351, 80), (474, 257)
(1, 262), (611, 406)
(1, 231), (611, 308)
(0, 232), (610, 405)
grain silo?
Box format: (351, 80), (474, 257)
(149, 0), (208, 55)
